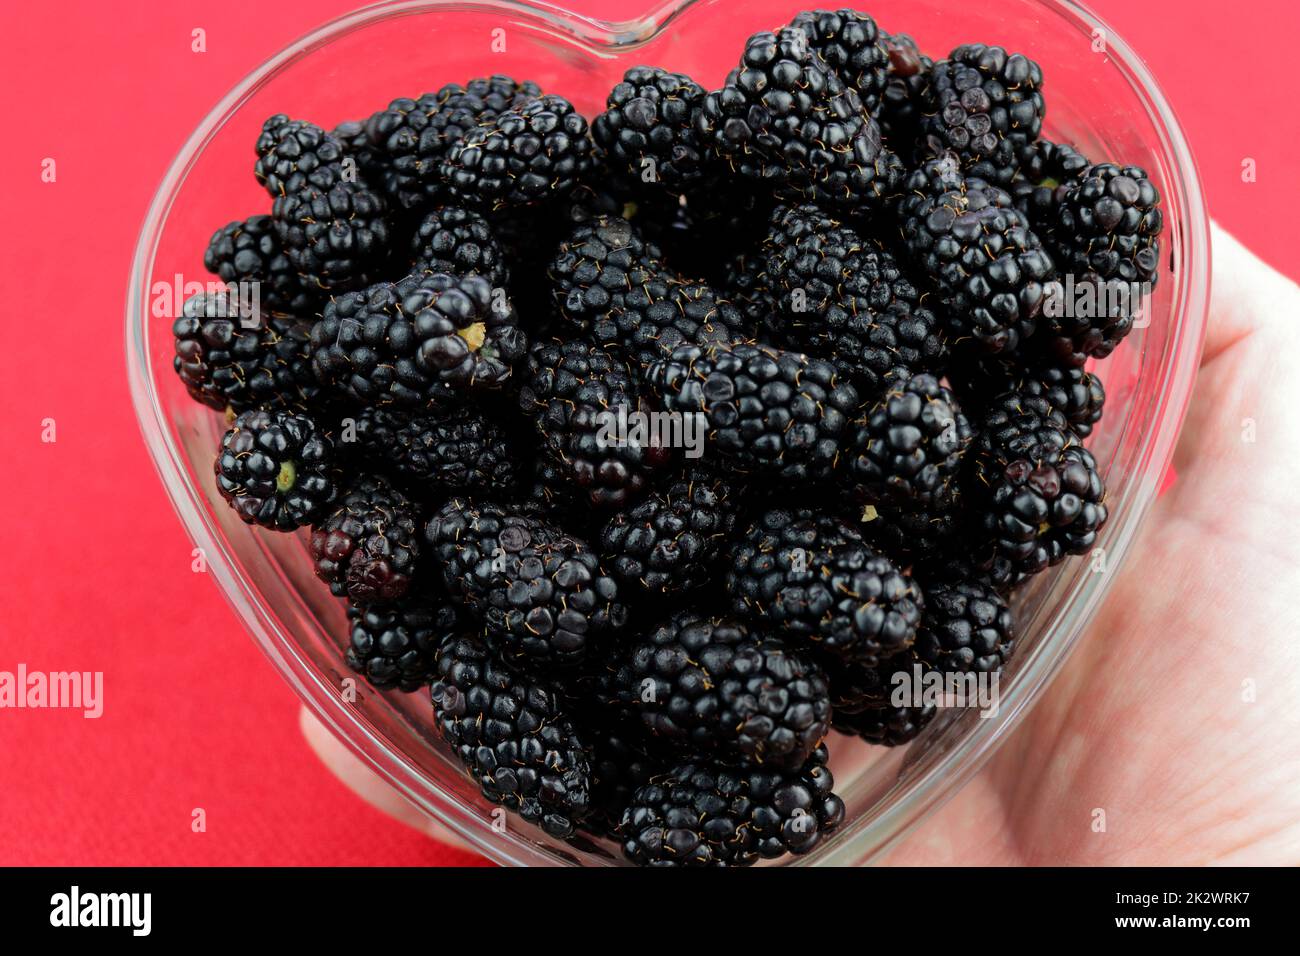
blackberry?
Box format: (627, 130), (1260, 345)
(719, 251), (779, 331)
(520, 339), (674, 510)
(425, 498), (627, 668)
(647, 342), (859, 482)
(761, 205), (946, 395)
(878, 32), (934, 150)
(310, 474), (421, 604)
(363, 76), (543, 209)
(579, 724), (664, 839)
(618, 745), (845, 866)
(598, 467), (741, 597)
(1037, 163), (1163, 365)
(920, 44), (1045, 185)
(914, 574), (1015, 674)
(347, 405), (521, 496)
(346, 594), (468, 692)
(310, 272), (525, 408)
(329, 118), (390, 186)
(592, 66), (710, 192)
(173, 291), (322, 413)
(271, 181), (390, 294)
(608, 612), (832, 770)
(847, 372), (973, 507)
(1010, 140), (1090, 230)
(549, 217), (748, 370)
(951, 357), (1105, 437)
(834, 696), (936, 746)
(817, 651), (891, 713)
(971, 390), (1107, 575)
(788, 9), (889, 113)
(899, 155), (1056, 355)
(431, 631), (592, 838)
(726, 508), (925, 664)
(410, 206), (509, 288)
(442, 94), (594, 211)
(857, 498), (964, 562)
(214, 409), (338, 530)
(203, 216), (317, 316)
(694, 27), (889, 207)
(254, 115), (345, 197)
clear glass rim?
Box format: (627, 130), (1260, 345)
(125, 0), (1210, 867)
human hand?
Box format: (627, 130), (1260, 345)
(304, 223), (1300, 865)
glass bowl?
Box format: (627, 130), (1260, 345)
(126, 0), (1209, 866)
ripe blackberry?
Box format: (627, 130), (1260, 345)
(549, 217), (748, 370)
(647, 342), (859, 482)
(920, 44), (1045, 185)
(609, 612), (832, 770)
(214, 409), (338, 530)
(971, 390), (1108, 575)
(346, 594), (468, 692)
(788, 8), (889, 113)
(363, 76), (543, 209)
(857, 498), (964, 562)
(310, 272), (525, 408)
(598, 467), (741, 598)
(271, 181), (391, 294)
(694, 27), (889, 207)
(310, 474), (421, 604)
(173, 291), (322, 413)
(834, 696), (936, 746)
(1037, 163), (1163, 365)
(618, 745), (845, 866)
(725, 508), (925, 664)
(520, 339), (674, 510)
(761, 205), (946, 395)
(816, 651), (891, 713)
(1010, 140), (1090, 230)
(431, 632), (592, 838)
(425, 498), (627, 668)
(899, 155), (1056, 354)
(254, 115), (345, 197)
(203, 216), (317, 316)
(410, 206), (509, 288)
(914, 574), (1015, 674)
(329, 118), (390, 186)
(951, 356), (1105, 437)
(347, 405), (521, 496)
(848, 372), (973, 507)
(719, 250), (779, 331)
(592, 66), (709, 192)
(579, 723), (664, 839)
(442, 94), (594, 211)
(878, 32), (934, 150)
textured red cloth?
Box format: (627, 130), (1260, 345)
(0, 0), (1294, 866)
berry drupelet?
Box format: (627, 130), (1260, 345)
(618, 745), (845, 866)
(607, 612), (832, 771)
(214, 408), (339, 530)
(310, 473), (422, 605)
(431, 631), (593, 838)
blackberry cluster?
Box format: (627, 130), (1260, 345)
(899, 154), (1057, 355)
(425, 498), (627, 668)
(310, 473), (422, 604)
(618, 745), (845, 866)
(648, 342), (859, 481)
(215, 408), (338, 530)
(187, 19), (1162, 865)
(726, 508), (925, 664)
(606, 612), (832, 770)
(598, 467), (741, 598)
(173, 291), (321, 413)
(761, 204), (946, 396)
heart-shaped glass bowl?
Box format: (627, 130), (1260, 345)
(127, 0), (1208, 865)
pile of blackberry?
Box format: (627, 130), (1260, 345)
(180, 7), (1162, 867)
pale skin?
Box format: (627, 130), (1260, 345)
(303, 224), (1300, 864)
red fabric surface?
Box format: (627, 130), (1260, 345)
(0, 0), (1294, 866)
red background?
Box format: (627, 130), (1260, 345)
(0, 0), (1295, 866)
